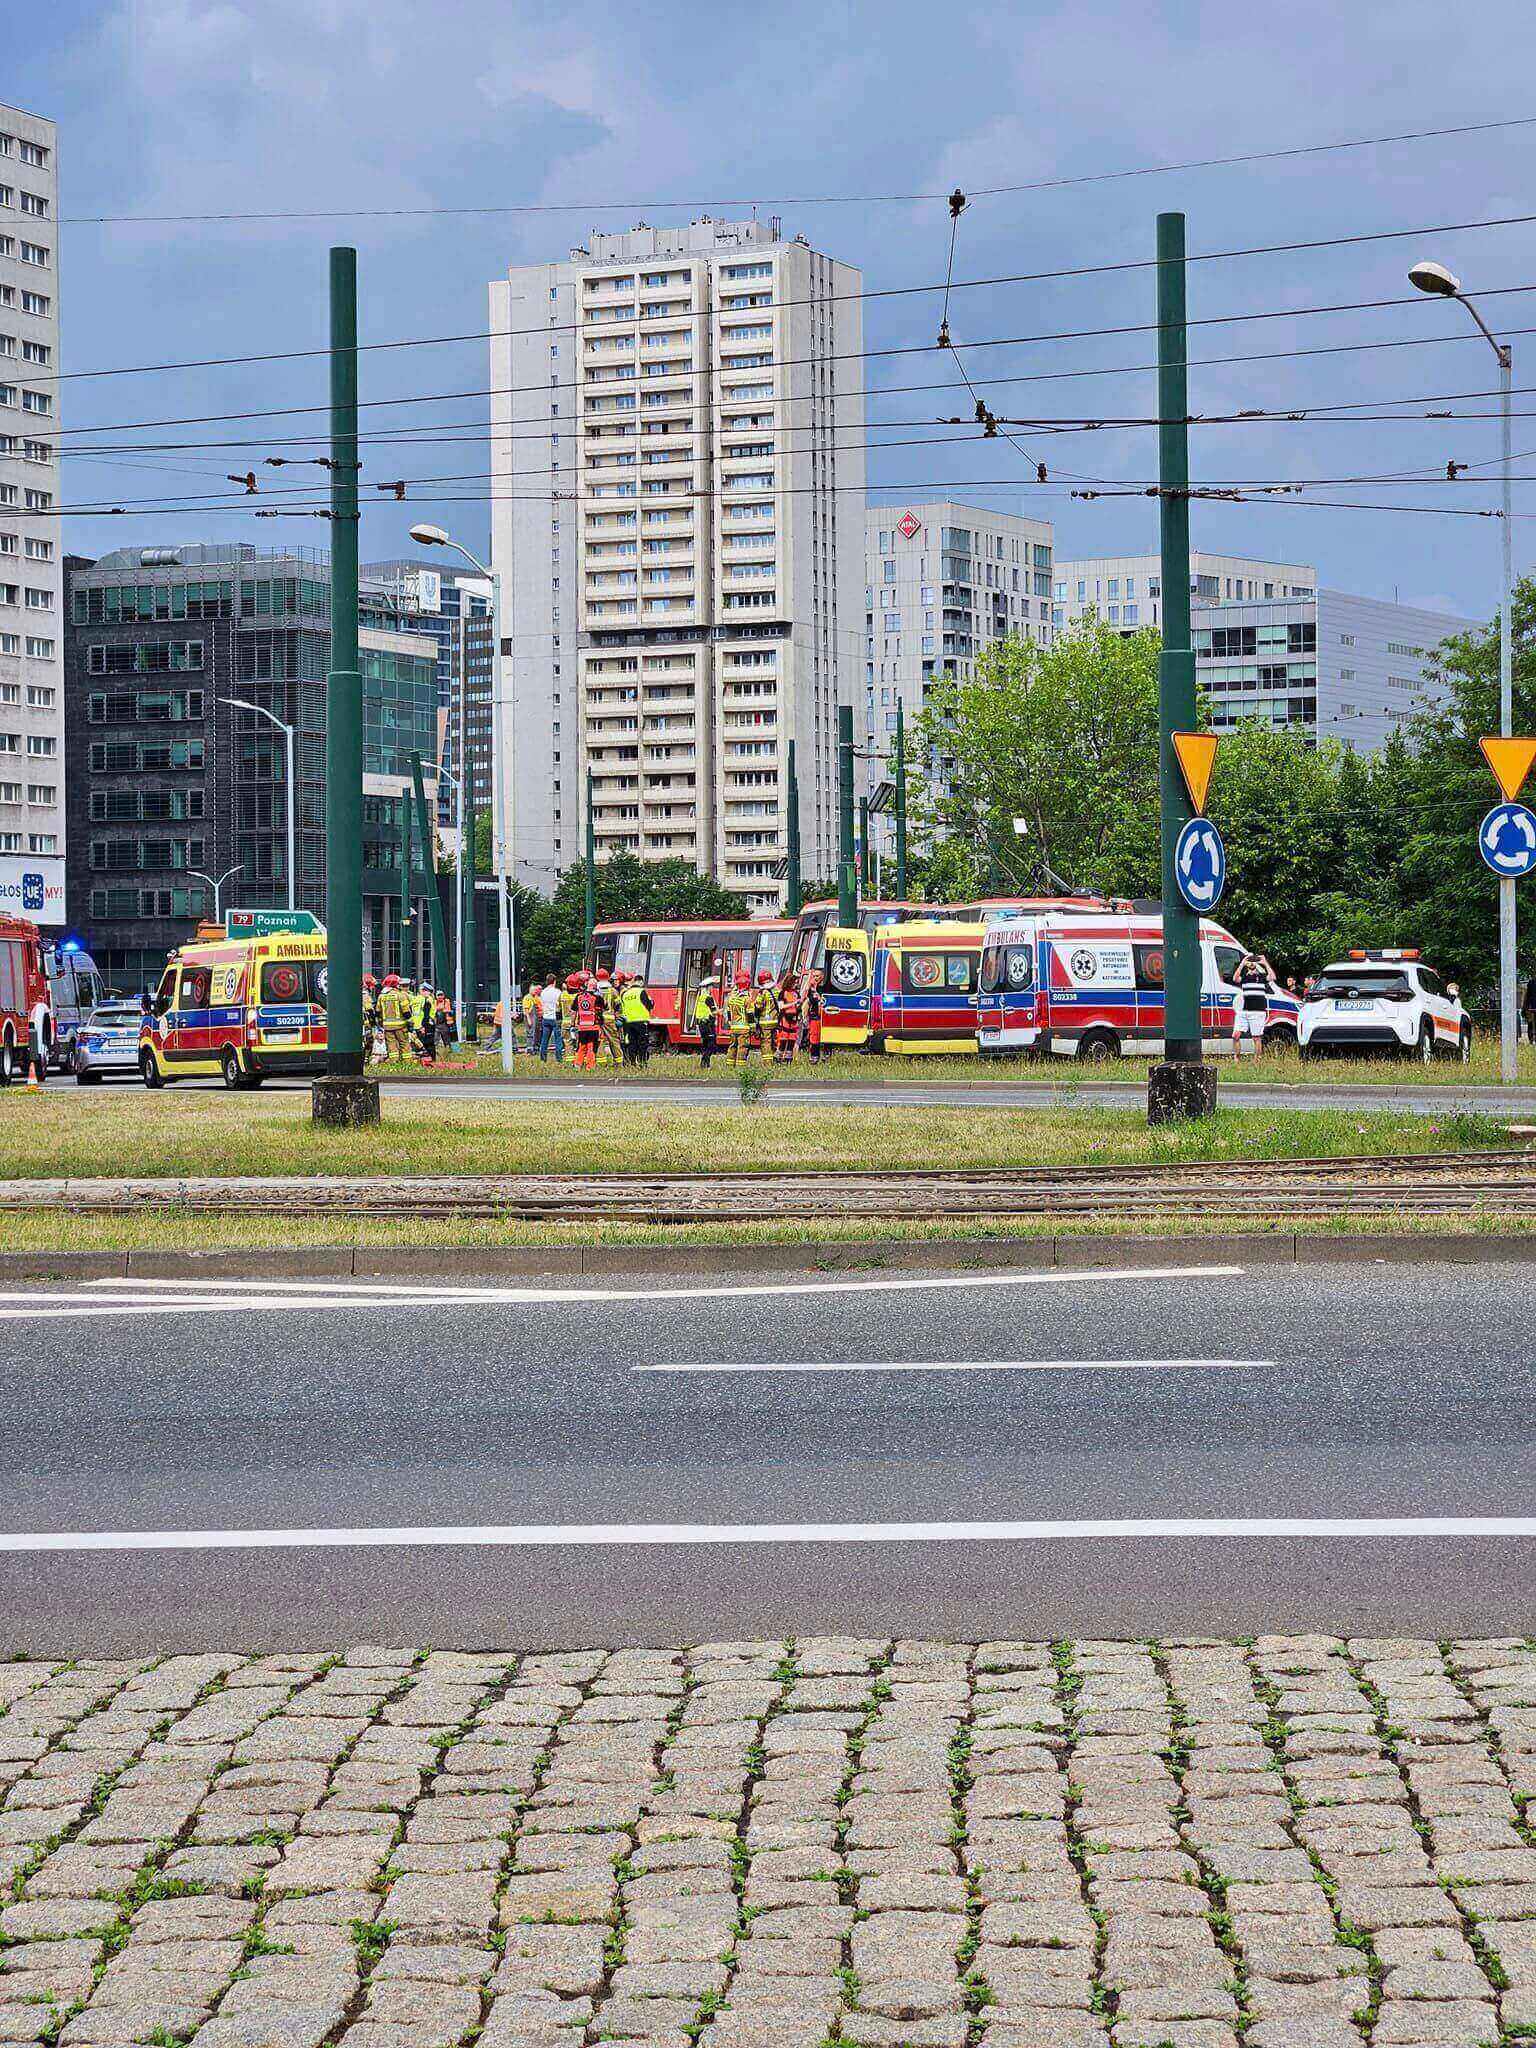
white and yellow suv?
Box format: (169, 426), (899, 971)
(1298, 949), (1470, 1063)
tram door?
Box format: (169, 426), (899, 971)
(680, 939), (717, 1041)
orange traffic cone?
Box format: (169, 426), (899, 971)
(25, 1064), (40, 1090)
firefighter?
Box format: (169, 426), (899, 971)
(361, 975), (380, 1065)
(572, 971), (601, 1070)
(411, 982), (438, 1064)
(755, 969), (778, 1053)
(725, 971), (754, 1064)
(619, 975), (654, 1065)
(596, 971), (623, 1065)
(378, 973), (410, 1064)
(774, 977), (801, 1062)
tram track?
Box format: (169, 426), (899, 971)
(5, 1148), (1533, 1222)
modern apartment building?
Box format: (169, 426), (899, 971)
(362, 557), (492, 824)
(0, 104), (62, 924)
(64, 546), (442, 991)
(865, 501), (1054, 754)
(1054, 551), (1469, 749)
(490, 216), (865, 910)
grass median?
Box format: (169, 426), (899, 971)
(385, 1039), (1536, 1089)
(0, 1087), (1510, 1184)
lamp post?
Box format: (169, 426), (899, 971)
(409, 524), (513, 1075)
(222, 697), (295, 912)
(188, 864), (244, 926)
(435, 761), (467, 1040)
(1409, 257), (1517, 1083)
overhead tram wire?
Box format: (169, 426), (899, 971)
(57, 112), (1536, 223)
(55, 279), (1536, 451)
(29, 206), (1536, 385)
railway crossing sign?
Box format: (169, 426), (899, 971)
(1479, 802), (1536, 877)
(1175, 816), (1226, 910)
(1171, 730), (1219, 815)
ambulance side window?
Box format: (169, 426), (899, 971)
(153, 968), (176, 1017)
(178, 966), (212, 1009)
(1212, 945), (1243, 986)
(1133, 944), (1165, 990)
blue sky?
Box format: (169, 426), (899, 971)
(14, 0), (1536, 618)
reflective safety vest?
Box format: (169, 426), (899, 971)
(379, 985), (409, 1028)
(620, 985), (651, 1025)
(777, 990), (800, 1031)
(725, 989), (753, 1032)
(575, 987), (599, 1030)
(693, 988), (717, 1026)
(757, 986), (778, 1030)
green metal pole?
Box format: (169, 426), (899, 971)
(1155, 210), (1207, 1091)
(837, 704), (856, 927)
(398, 788), (412, 979)
(786, 739), (802, 916)
(584, 768), (597, 966)
(461, 743), (478, 1034)
(410, 753), (449, 994)
(859, 795), (872, 893)
(316, 246), (376, 1120)
(894, 700), (908, 899)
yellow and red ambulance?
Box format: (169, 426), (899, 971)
(139, 909), (328, 1090)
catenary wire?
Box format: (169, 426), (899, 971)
(57, 112), (1536, 223)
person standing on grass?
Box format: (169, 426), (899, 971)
(596, 971), (623, 1066)
(1524, 972), (1536, 1046)
(379, 973), (409, 1065)
(804, 972), (825, 1064)
(1231, 950), (1272, 1059)
(435, 989), (454, 1060)
(539, 977), (564, 1063)
(694, 976), (720, 1070)
(620, 976), (654, 1066)
(572, 974), (601, 1070)
(523, 981), (543, 1057)
(725, 971), (754, 1065)
(774, 978), (801, 1063)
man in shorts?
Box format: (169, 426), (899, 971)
(1231, 950), (1274, 1058)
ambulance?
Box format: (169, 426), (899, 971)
(821, 920), (986, 1055)
(139, 909), (328, 1089)
(977, 908), (1301, 1060)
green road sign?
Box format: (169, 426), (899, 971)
(226, 908), (324, 936)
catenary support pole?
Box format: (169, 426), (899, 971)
(397, 786), (412, 980)
(859, 795), (872, 895)
(410, 753), (449, 995)
(1149, 210), (1215, 1124)
(786, 739), (802, 917)
(489, 568), (513, 1074)
(314, 245), (378, 1123)
(894, 699), (908, 899)
(837, 705), (857, 928)
(1499, 337), (1518, 1084)
(585, 768), (597, 965)
(459, 631), (477, 1040)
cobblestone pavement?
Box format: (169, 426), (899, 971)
(3, 1638), (1536, 2047)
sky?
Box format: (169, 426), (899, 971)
(12, 0), (1536, 619)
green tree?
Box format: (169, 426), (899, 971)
(907, 620), (1164, 899)
(518, 854), (744, 980)
(1210, 722), (1347, 975)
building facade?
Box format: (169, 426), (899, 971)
(865, 501), (1054, 754)
(362, 557), (492, 824)
(491, 216), (865, 910)
(1054, 551), (1469, 748)
(0, 104), (61, 925)
(64, 545), (441, 992)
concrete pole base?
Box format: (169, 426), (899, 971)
(311, 1077), (382, 1127)
(1147, 1060), (1219, 1125)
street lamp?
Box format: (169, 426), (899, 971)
(222, 698), (296, 912)
(409, 523), (512, 1074)
(1409, 256), (1517, 1081)
(188, 864), (244, 925)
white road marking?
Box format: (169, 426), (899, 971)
(0, 1516), (1530, 1555)
(636, 1358), (1272, 1374)
(56, 1263), (1241, 1307)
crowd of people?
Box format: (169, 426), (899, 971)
(509, 966), (828, 1068)
(362, 973), (457, 1066)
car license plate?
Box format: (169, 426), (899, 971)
(1335, 1000), (1373, 1012)
(265, 1029), (301, 1041)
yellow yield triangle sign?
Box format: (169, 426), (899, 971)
(1172, 730), (1219, 815)
(1479, 735), (1536, 803)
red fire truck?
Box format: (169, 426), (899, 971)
(0, 915), (50, 1084)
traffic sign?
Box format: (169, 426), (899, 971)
(1171, 731), (1219, 815)
(1175, 816), (1226, 910)
(1478, 802), (1536, 877)
(226, 908), (324, 935)
(1479, 735), (1536, 803)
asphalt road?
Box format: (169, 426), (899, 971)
(1, 1258), (1531, 1650)
(36, 1068), (1536, 1115)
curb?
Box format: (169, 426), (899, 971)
(0, 1230), (1532, 1284)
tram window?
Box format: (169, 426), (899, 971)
(648, 934), (683, 985)
(755, 929), (789, 979)
(614, 933), (648, 979)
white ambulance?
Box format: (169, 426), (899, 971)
(977, 908), (1301, 1061)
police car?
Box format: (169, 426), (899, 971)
(1298, 950), (1470, 1062)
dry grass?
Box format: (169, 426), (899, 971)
(0, 1087), (1507, 1185)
